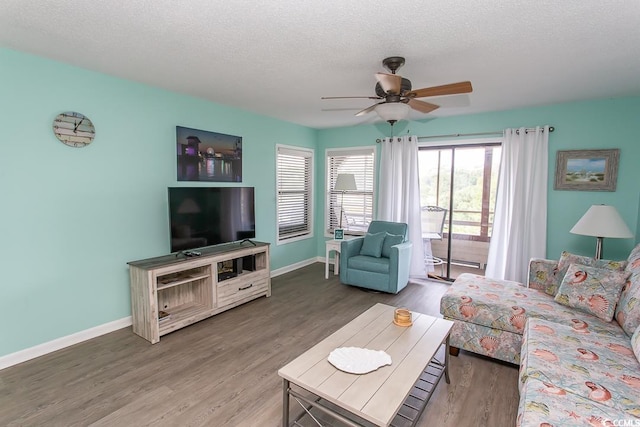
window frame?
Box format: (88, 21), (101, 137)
(276, 144), (314, 245)
(325, 146), (376, 237)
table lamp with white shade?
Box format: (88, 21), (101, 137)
(334, 173), (357, 232)
(570, 204), (633, 259)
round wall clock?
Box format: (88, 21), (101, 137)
(53, 111), (96, 148)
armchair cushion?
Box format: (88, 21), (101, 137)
(348, 255), (390, 274)
(381, 233), (404, 258)
(367, 221), (408, 240)
(360, 232), (386, 257)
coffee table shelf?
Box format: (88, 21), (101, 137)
(391, 359), (445, 426)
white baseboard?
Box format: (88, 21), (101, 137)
(1, 259), (325, 371)
(271, 257), (320, 277)
(0, 316), (132, 371)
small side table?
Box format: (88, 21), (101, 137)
(325, 240), (343, 279)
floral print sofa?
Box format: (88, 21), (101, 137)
(440, 243), (640, 426)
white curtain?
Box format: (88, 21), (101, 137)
(485, 126), (549, 283)
(377, 135), (426, 276)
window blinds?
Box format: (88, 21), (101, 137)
(326, 147), (375, 233)
(277, 146), (313, 242)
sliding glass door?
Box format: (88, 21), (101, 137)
(418, 143), (501, 280)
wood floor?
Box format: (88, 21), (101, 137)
(0, 263), (519, 427)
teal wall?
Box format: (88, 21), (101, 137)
(316, 97), (640, 261)
(2, 46), (639, 359)
(0, 49), (317, 357)
(637, 196), (640, 242)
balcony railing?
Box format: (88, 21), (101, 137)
(337, 208), (494, 239)
(424, 208), (493, 273)
(440, 209), (494, 243)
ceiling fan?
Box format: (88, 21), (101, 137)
(322, 56), (473, 125)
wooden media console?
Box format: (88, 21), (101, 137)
(128, 241), (270, 343)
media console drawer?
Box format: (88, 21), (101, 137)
(217, 277), (269, 307)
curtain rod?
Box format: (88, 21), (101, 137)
(375, 126), (554, 143)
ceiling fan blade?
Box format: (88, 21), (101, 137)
(355, 103), (382, 117)
(407, 99), (440, 114)
(406, 81), (473, 98)
(321, 96), (381, 100)
(375, 73), (402, 94)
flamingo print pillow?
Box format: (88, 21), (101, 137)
(554, 263), (630, 322)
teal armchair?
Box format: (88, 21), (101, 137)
(339, 221), (412, 294)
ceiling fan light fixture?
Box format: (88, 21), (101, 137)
(321, 57), (472, 125)
(375, 102), (410, 124)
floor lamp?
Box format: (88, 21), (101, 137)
(570, 204), (633, 259)
(334, 173), (357, 234)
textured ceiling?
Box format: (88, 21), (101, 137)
(1, 0), (639, 129)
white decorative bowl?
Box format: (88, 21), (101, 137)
(327, 347), (392, 374)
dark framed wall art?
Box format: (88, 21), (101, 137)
(176, 126), (243, 182)
(554, 149), (619, 191)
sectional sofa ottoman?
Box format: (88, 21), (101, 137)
(440, 243), (640, 425)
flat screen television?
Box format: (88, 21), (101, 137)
(168, 187), (255, 252)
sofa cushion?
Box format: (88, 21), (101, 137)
(633, 324), (640, 364)
(626, 244), (640, 276)
(615, 243), (640, 336)
(347, 255), (390, 274)
(448, 318), (524, 364)
(517, 377), (629, 427)
(594, 258), (628, 271)
(552, 251), (594, 295)
(528, 258), (560, 295)
(548, 251), (628, 297)
(441, 273), (628, 337)
(381, 233), (404, 258)
(554, 263), (629, 322)
(359, 232), (386, 257)
(520, 318), (640, 418)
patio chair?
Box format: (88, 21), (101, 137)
(421, 206), (447, 276)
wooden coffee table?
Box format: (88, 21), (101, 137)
(278, 303), (454, 426)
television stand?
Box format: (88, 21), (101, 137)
(239, 238), (257, 246)
(128, 241), (270, 343)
